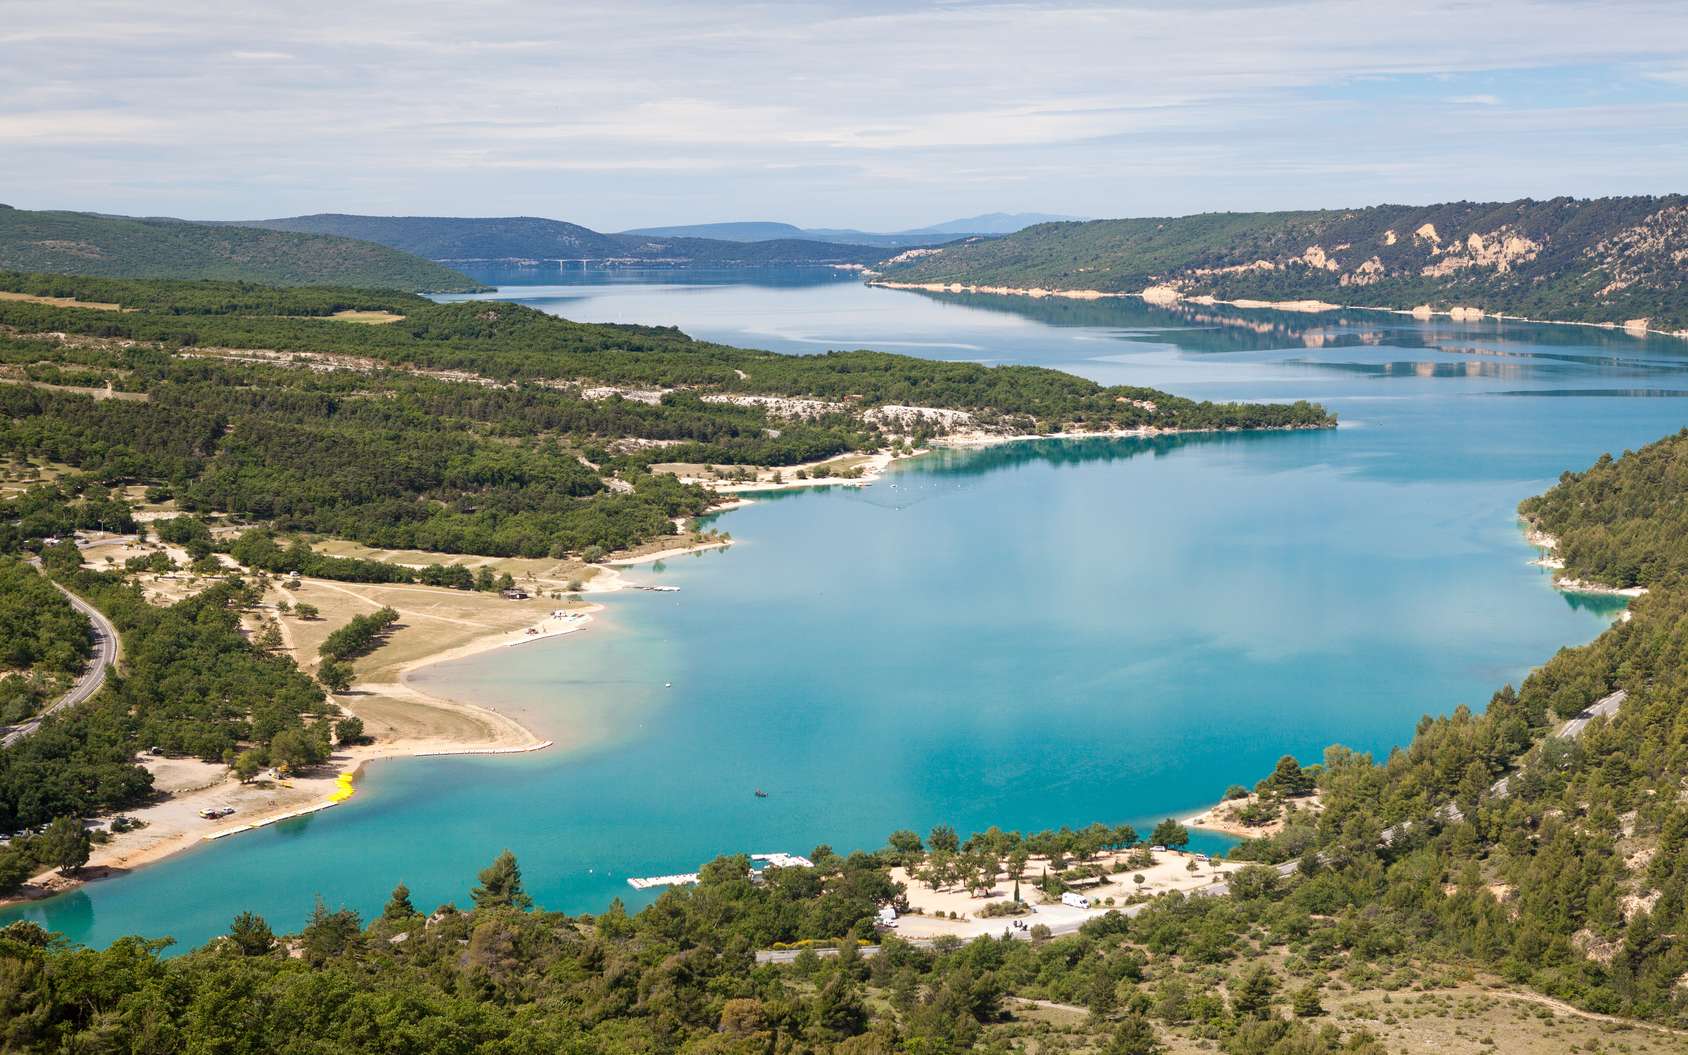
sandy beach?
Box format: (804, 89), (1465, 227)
(0, 505), (751, 906)
(889, 847), (1238, 940)
(1185, 791), (1323, 839)
(0, 543), (647, 906)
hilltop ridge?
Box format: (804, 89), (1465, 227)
(241, 213), (893, 267)
(877, 196), (1688, 333)
(0, 208), (481, 292)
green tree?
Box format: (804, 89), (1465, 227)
(1230, 965), (1277, 1018)
(1290, 982), (1324, 1018)
(1148, 818), (1189, 849)
(471, 849), (532, 910)
(887, 829), (923, 855)
(318, 659), (353, 694)
(300, 897), (362, 965)
(383, 882), (417, 920)
(334, 715), (365, 745)
(269, 726), (324, 771)
(228, 911), (274, 956)
(1103, 1012), (1164, 1055)
(810, 972), (869, 1041)
(232, 750), (263, 783)
(1264, 754), (1315, 796)
(927, 823), (960, 853)
(40, 816), (90, 875)
(293, 602), (320, 620)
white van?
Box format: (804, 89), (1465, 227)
(1060, 892), (1091, 910)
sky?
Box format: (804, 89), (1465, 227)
(4, 0), (1688, 231)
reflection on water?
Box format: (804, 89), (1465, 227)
(1559, 591), (1633, 617)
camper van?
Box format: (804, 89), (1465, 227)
(1060, 892), (1091, 910)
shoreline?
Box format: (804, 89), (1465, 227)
(1523, 525), (1647, 598)
(1, 425), (1328, 912)
(0, 603), (593, 910)
(867, 279), (1688, 341)
(697, 423), (1335, 497)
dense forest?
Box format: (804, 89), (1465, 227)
(0, 273), (1331, 561)
(878, 196), (1688, 331)
(0, 558), (92, 724)
(240, 213), (893, 267)
(4, 389), (1688, 1049)
(1519, 428), (1688, 587)
(0, 206), (482, 292)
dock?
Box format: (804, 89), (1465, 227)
(628, 852), (815, 890)
(628, 872), (699, 890)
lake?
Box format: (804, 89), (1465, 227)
(8, 265), (1684, 951)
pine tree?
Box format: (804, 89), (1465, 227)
(472, 850), (532, 910)
(228, 911), (275, 956)
(383, 881), (417, 920)
(41, 816), (90, 875)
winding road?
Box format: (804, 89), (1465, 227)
(1, 579), (120, 746)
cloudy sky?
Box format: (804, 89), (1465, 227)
(5, 0), (1687, 230)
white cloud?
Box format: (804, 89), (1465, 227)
(0, 0), (1684, 226)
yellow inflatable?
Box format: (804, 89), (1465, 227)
(328, 771), (356, 803)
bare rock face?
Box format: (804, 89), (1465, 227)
(879, 196), (1688, 331)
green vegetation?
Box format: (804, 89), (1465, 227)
(5, 429), (1688, 1050)
(245, 212), (892, 266)
(0, 272), (1330, 560)
(0, 270), (1331, 903)
(0, 205), (482, 291)
(0, 556), (332, 839)
(880, 196), (1688, 330)
(1519, 427), (1688, 587)
(318, 607), (399, 663)
(0, 558), (91, 724)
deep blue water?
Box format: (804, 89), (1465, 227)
(8, 268), (1684, 952)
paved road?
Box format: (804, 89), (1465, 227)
(1383, 686), (1628, 843)
(2, 580), (120, 746)
(758, 687), (1632, 963)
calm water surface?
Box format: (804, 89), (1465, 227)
(9, 266), (1685, 950)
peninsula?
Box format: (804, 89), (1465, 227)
(0, 270), (1333, 900)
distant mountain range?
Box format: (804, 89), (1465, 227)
(623, 212), (1081, 247)
(239, 214), (893, 267)
(0, 206), (481, 292)
(877, 197), (1688, 332)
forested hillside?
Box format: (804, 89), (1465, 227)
(243, 213), (893, 266)
(0, 207), (481, 292)
(0, 558), (91, 724)
(878, 196), (1688, 331)
(1520, 428), (1688, 587)
(0, 275), (1333, 546)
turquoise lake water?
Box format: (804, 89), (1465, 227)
(9, 266), (1687, 952)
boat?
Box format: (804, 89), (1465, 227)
(754, 789), (768, 798)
